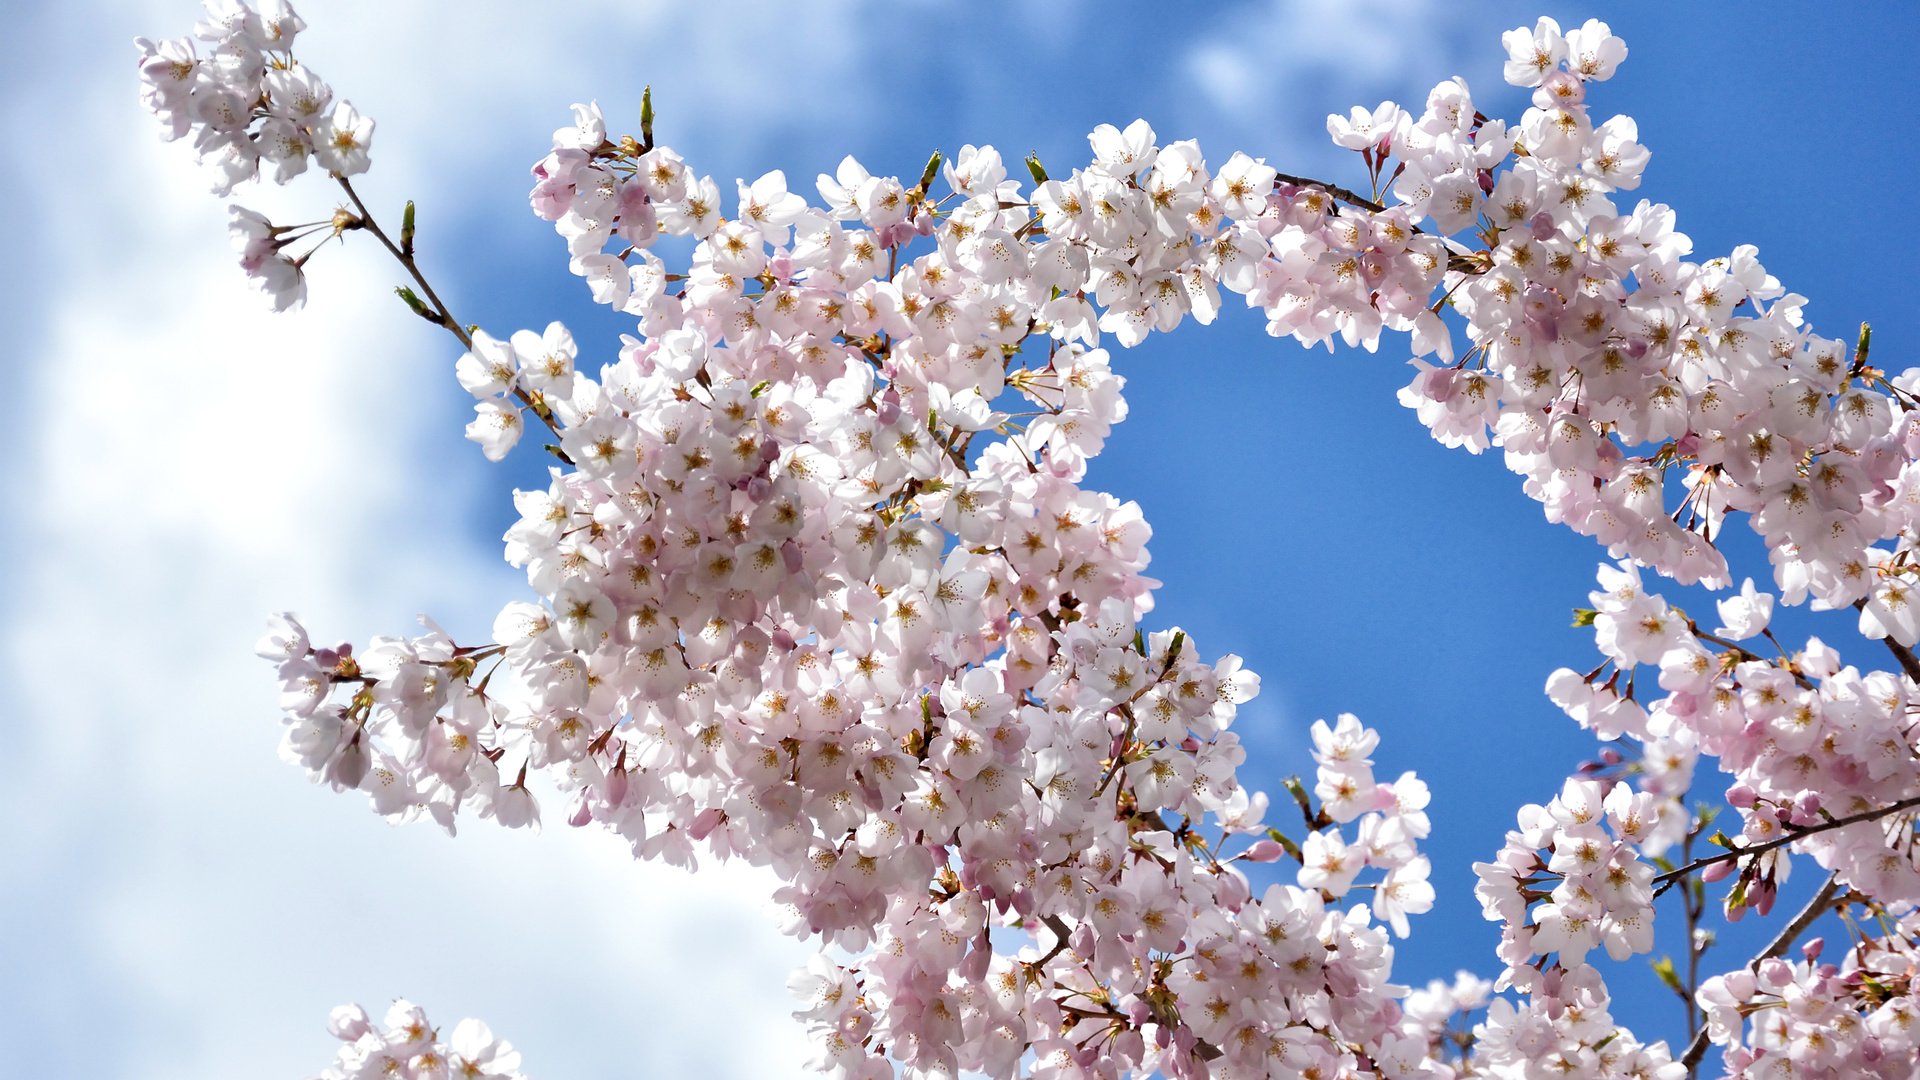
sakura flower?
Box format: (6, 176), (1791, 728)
(464, 401), (524, 462)
(1714, 577), (1775, 641)
(310, 100), (373, 175)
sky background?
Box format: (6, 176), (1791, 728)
(3, 0), (1916, 1076)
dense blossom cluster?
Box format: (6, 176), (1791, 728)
(1697, 916), (1920, 1078)
(143, 3), (1920, 1077)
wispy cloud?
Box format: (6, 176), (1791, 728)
(1182, 0), (1493, 166)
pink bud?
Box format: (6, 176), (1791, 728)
(602, 766), (629, 807)
(567, 794), (593, 827)
(1244, 839), (1286, 862)
(961, 942), (990, 983)
(1701, 859), (1735, 883)
(1801, 936), (1824, 962)
(1070, 922), (1095, 957)
(1418, 366), (1458, 402)
(1725, 783), (1755, 809)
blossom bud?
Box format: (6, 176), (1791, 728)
(1725, 783), (1756, 809)
(1417, 366), (1458, 403)
(1214, 871), (1251, 909)
(1701, 859), (1735, 883)
(602, 766), (629, 807)
(1758, 958), (1792, 988)
(1244, 839), (1286, 862)
(1069, 922), (1094, 957)
(328, 740), (369, 790)
(1801, 936), (1824, 962)
(567, 794), (593, 827)
(961, 942), (990, 983)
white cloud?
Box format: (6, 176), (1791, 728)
(1183, 0), (1477, 158)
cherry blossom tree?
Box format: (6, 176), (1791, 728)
(141, 3), (1920, 1077)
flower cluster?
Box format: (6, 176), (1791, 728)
(142, 2), (1920, 1077)
(1558, 563), (1920, 917)
(1698, 914), (1920, 1078)
(137, 0), (375, 308)
(1472, 776), (1666, 987)
(309, 1000), (524, 1080)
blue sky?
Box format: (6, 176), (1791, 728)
(3, 1), (1916, 1075)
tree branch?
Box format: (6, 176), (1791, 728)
(1272, 171), (1386, 214)
(1679, 873), (1842, 1074)
(1653, 794), (1920, 895)
(1852, 599), (1920, 683)
(335, 175), (566, 444)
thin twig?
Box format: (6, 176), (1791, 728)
(335, 175), (566, 445)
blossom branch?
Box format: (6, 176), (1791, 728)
(1653, 795), (1920, 895)
(334, 175), (565, 442)
(1271, 171), (1386, 214)
(1679, 873), (1843, 1073)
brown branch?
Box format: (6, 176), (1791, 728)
(335, 176), (566, 446)
(1852, 599), (1920, 683)
(1272, 171), (1386, 214)
(1679, 874), (1842, 1074)
(336, 176), (470, 350)
(1653, 795), (1920, 894)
